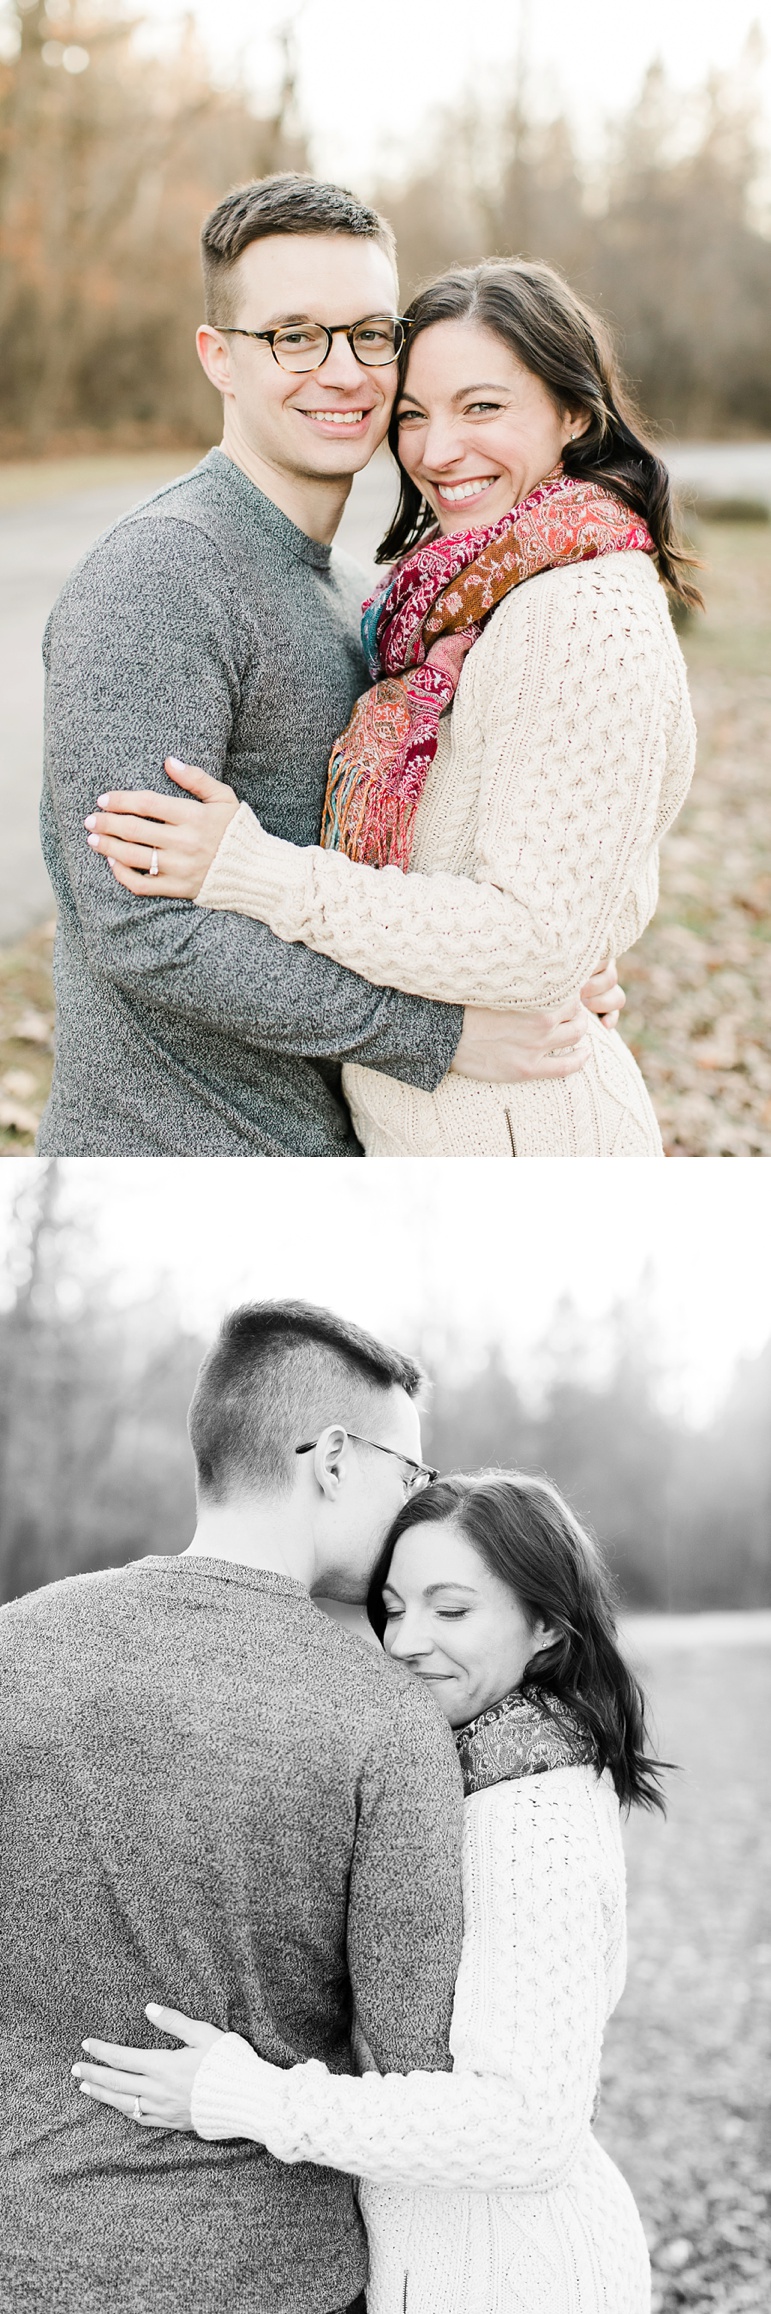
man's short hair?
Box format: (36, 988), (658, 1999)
(188, 1299), (424, 1501)
(200, 174), (398, 327)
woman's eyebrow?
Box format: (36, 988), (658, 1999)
(396, 382), (510, 412)
(424, 1582), (479, 1598)
(451, 382), (510, 401)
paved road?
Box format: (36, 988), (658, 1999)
(1, 441), (767, 945)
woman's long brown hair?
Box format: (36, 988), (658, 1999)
(368, 1470), (669, 1813)
(379, 258), (703, 611)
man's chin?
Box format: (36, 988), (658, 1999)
(293, 416), (387, 475)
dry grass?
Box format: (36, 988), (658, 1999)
(598, 1635), (771, 2313)
(0, 920), (55, 1152)
(620, 520), (771, 1155)
(0, 451), (202, 512)
(1, 514), (769, 1155)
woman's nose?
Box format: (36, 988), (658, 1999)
(388, 1620), (433, 1660)
(420, 419), (467, 472)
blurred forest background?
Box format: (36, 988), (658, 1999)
(1, 0), (770, 450)
(1, 1158), (769, 1610)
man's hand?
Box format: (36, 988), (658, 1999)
(452, 955), (626, 1084)
(452, 998), (591, 1083)
(581, 955), (625, 1032)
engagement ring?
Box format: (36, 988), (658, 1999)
(133, 2096), (144, 2120)
(149, 849), (159, 877)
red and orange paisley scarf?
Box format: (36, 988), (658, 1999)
(321, 467), (654, 871)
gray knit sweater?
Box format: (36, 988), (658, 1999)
(37, 451), (462, 1155)
(0, 1557), (464, 2314)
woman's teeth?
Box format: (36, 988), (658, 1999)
(436, 477), (497, 503)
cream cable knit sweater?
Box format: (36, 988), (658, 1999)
(197, 552), (695, 1157)
(192, 1766), (650, 2314)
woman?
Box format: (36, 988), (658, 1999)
(84, 261), (698, 1155)
(75, 1472), (662, 2313)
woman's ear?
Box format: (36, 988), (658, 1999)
(563, 407), (592, 446)
(528, 1618), (561, 1664)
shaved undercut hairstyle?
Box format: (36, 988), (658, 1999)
(188, 1299), (424, 1501)
(200, 173), (398, 328)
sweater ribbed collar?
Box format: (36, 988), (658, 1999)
(139, 1553), (310, 1604)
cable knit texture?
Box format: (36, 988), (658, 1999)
(197, 552), (695, 1156)
(192, 1765), (650, 2314)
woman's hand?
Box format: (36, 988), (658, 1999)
(71, 2002), (224, 2131)
(84, 757), (239, 898)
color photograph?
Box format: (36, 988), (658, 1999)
(1, 1), (770, 1155)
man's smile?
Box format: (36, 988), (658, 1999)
(297, 407), (375, 430)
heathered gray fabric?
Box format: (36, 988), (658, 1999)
(38, 450), (462, 1155)
(0, 1557), (464, 2314)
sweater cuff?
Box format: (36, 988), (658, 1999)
(191, 2032), (288, 2143)
(196, 801), (310, 937)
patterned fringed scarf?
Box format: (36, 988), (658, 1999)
(456, 1682), (598, 1799)
(322, 468), (654, 871)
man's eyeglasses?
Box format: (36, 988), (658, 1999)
(219, 316), (408, 373)
(295, 1433), (437, 1494)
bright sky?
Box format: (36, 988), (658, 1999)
(1, 1159), (768, 1421)
(139, 0), (771, 185)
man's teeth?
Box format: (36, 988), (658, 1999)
(437, 478), (496, 502)
(304, 410), (366, 425)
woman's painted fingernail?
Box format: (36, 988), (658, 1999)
(71, 2064), (82, 2076)
(146, 2003), (160, 2016)
(96, 795), (109, 807)
(84, 814), (97, 829)
(79, 2083), (92, 2097)
(81, 2040), (92, 2052)
(166, 758), (184, 769)
(87, 834), (100, 849)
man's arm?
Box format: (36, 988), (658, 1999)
(346, 1680), (465, 2076)
(42, 515), (462, 1087)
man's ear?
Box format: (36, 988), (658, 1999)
(311, 1425), (349, 1502)
(196, 325), (236, 398)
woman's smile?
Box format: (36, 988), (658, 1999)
(431, 474), (500, 509)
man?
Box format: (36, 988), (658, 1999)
(0, 1301), (465, 2313)
(39, 173), (618, 1155)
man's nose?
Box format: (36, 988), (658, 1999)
(317, 335), (370, 391)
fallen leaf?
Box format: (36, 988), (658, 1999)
(0, 1099), (39, 1135)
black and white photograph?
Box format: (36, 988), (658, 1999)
(0, 1158), (769, 2313)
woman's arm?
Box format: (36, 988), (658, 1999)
(189, 1774), (615, 2194)
(187, 561), (685, 1012)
